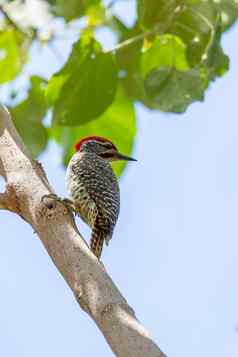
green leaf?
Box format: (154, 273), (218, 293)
(171, 1), (219, 66)
(144, 67), (205, 113)
(212, 0), (238, 30)
(142, 34), (189, 76)
(45, 35), (95, 105)
(0, 30), (24, 83)
(10, 76), (48, 157)
(138, 1), (226, 68)
(138, 0), (177, 29)
(45, 75), (67, 106)
(140, 33), (207, 112)
(87, 3), (106, 26)
(115, 26), (143, 100)
(203, 18), (229, 80)
(15, 120), (48, 158)
(13, 76), (47, 122)
(50, 88), (136, 177)
(54, 0), (100, 21)
(47, 37), (118, 126)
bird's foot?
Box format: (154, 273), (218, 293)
(41, 194), (77, 216)
(61, 198), (78, 216)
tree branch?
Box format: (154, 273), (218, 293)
(0, 192), (8, 209)
(0, 4), (29, 37)
(0, 105), (166, 357)
(105, 25), (163, 53)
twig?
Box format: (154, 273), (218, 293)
(105, 25), (163, 53)
(0, 4), (30, 37)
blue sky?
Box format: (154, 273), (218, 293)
(0, 3), (238, 357)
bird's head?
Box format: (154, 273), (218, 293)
(74, 136), (136, 162)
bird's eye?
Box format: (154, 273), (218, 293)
(103, 142), (113, 149)
(100, 152), (114, 159)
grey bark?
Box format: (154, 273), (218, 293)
(0, 105), (166, 357)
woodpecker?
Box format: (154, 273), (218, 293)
(65, 136), (136, 259)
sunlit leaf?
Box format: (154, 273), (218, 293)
(87, 3), (106, 26)
(141, 34), (189, 76)
(46, 36), (118, 126)
(0, 30), (24, 83)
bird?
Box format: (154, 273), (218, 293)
(65, 136), (136, 259)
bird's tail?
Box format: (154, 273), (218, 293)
(90, 227), (107, 259)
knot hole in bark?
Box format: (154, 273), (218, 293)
(39, 193), (68, 222)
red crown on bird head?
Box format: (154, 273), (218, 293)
(74, 136), (117, 152)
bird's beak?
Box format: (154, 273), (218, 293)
(115, 152), (137, 162)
